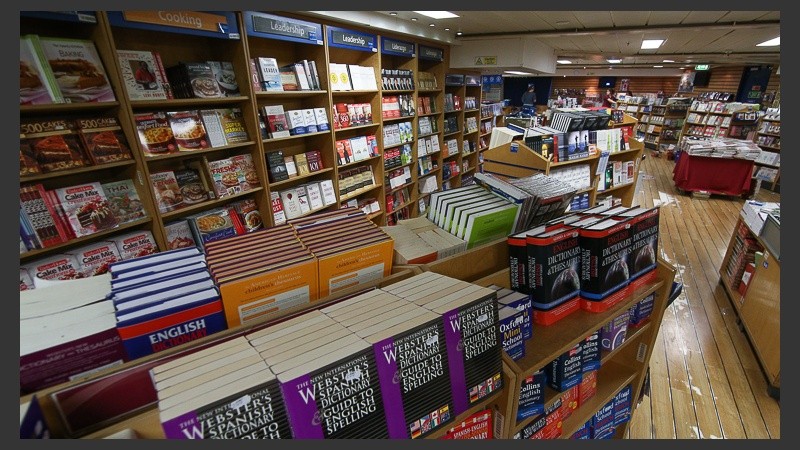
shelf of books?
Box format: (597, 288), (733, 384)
(19, 12), (161, 269)
(462, 77), (482, 184)
(678, 100), (753, 144)
(380, 36), (417, 226)
(753, 108), (780, 192)
(105, 11), (273, 253)
(325, 24), (384, 224)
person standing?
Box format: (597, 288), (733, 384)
(602, 88), (617, 108)
(521, 86), (537, 106)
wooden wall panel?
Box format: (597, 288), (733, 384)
(691, 66), (744, 95)
(550, 76), (681, 96)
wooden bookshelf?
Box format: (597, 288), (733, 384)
(19, 160), (137, 183)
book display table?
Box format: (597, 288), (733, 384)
(672, 154), (754, 196)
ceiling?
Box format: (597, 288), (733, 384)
(369, 11), (780, 69)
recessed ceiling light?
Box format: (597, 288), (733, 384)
(413, 11), (460, 19)
(429, 23), (435, 27)
(653, 65), (663, 68)
(563, 75), (567, 77)
(445, 28), (450, 31)
(641, 39), (665, 49)
(679, 67), (686, 69)
(557, 60), (572, 64)
(757, 36), (780, 46)
(662, 59), (674, 63)
(607, 59), (622, 64)
(504, 70), (533, 75)
(411, 17), (418, 21)
(556, 20), (570, 25)
(456, 31), (463, 36)
(389, 12), (397, 16)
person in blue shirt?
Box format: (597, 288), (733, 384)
(521, 86), (537, 106)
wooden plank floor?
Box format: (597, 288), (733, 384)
(622, 153), (780, 439)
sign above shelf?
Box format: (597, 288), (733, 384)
(21, 11), (96, 23)
(107, 11), (240, 40)
(244, 11), (323, 45)
(419, 45), (444, 62)
(381, 37), (415, 57)
(327, 26), (377, 52)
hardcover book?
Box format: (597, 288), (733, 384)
(199, 109), (228, 148)
(167, 111), (210, 152)
(305, 150), (323, 172)
(206, 61), (240, 96)
(206, 157), (244, 198)
(302, 109), (318, 133)
(174, 168), (209, 205)
(218, 108), (249, 143)
(440, 409), (492, 440)
(231, 199), (263, 233)
(267, 150), (290, 183)
(37, 37), (116, 103)
(230, 154), (260, 191)
(294, 153), (310, 176)
(284, 156), (298, 178)
(117, 49), (169, 101)
(101, 179), (146, 224)
(76, 117), (133, 165)
(183, 62), (223, 98)
(66, 241), (122, 277)
(313, 108), (330, 131)
(54, 182), (118, 237)
(517, 370), (546, 421)
(279, 189), (303, 220)
(19, 35), (62, 105)
(263, 105), (291, 139)
(305, 183), (324, 211)
(279, 65), (300, 91)
(19, 140), (41, 177)
(109, 230), (158, 260)
(164, 220), (197, 250)
(187, 208), (240, 248)
(21, 118), (87, 173)
(271, 191), (287, 226)
(319, 180), (338, 206)
(134, 112), (178, 156)
(150, 170), (184, 213)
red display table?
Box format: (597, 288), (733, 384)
(673, 154), (754, 196)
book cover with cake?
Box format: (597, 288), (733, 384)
(174, 168), (209, 205)
(21, 118), (88, 173)
(37, 37), (116, 103)
(116, 49), (169, 101)
(20, 35), (62, 105)
(101, 179), (146, 224)
(110, 230), (158, 260)
(66, 241), (122, 277)
(76, 117), (133, 165)
(54, 182), (118, 238)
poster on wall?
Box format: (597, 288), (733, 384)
(619, 78), (630, 93)
(482, 74), (503, 103)
(678, 71), (696, 93)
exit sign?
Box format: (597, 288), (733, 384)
(695, 64), (710, 70)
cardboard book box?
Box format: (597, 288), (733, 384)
(309, 232), (394, 299)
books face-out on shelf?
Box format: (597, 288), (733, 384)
(21, 118), (88, 173)
(54, 182), (118, 238)
(167, 111), (210, 152)
(75, 117), (133, 165)
(37, 36), (116, 103)
(19, 36), (62, 105)
(256, 57), (283, 92)
(117, 49), (170, 101)
(101, 179), (146, 224)
(135, 112), (178, 156)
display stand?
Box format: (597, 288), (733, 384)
(753, 114), (780, 192)
(718, 214), (780, 398)
(672, 154), (754, 196)
(420, 239), (677, 439)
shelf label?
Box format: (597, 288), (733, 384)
(381, 38), (415, 57)
(247, 12), (322, 43)
(328, 26), (376, 52)
(419, 45), (444, 61)
(123, 11), (229, 34)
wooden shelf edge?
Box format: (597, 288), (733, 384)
(339, 183), (383, 203)
(20, 160), (137, 183)
(263, 130), (331, 143)
(145, 141), (256, 162)
(130, 96), (249, 109)
(268, 168), (335, 188)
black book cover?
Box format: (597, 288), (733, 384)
(578, 217), (633, 300)
(267, 150), (289, 183)
(526, 226), (581, 307)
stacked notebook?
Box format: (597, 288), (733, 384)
(108, 247), (226, 360)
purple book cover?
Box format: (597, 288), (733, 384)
(162, 381), (291, 439)
(374, 338), (407, 438)
(280, 374), (324, 438)
(601, 310), (630, 351)
(20, 395), (50, 439)
(443, 309), (468, 415)
(20, 328), (126, 394)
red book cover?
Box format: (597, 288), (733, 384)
(76, 117), (134, 165)
(249, 58), (262, 92)
(227, 206), (247, 236)
(54, 182), (118, 238)
(21, 118), (88, 173)
(335, 103), (351, 128)
(19, 184), (64, 247)
(45, 188), (76, 240)
(152, 51), (173, 99)
(440, 409), (493, 439)
(35, 183), (72, 243)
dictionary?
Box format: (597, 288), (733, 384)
(578, 217), (633, 300)
(612, 206), (660, 281)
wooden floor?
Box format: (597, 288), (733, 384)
(623, 153), (780, 439)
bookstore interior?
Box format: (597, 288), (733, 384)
(19, 10), (781, 440)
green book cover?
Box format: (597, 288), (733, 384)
(464, 204), (519, 248)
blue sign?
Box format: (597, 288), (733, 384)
(381, 38), (415, 57)
(244, 11), (322, 45)
(419, 45), (444, 61)
(482, 75), (503, 85)
(328, 26), (377, 52)
(21, 11), (96, 23)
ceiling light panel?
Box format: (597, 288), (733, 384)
(412, 11), (459, 19)
(641, 39), (665, 49)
